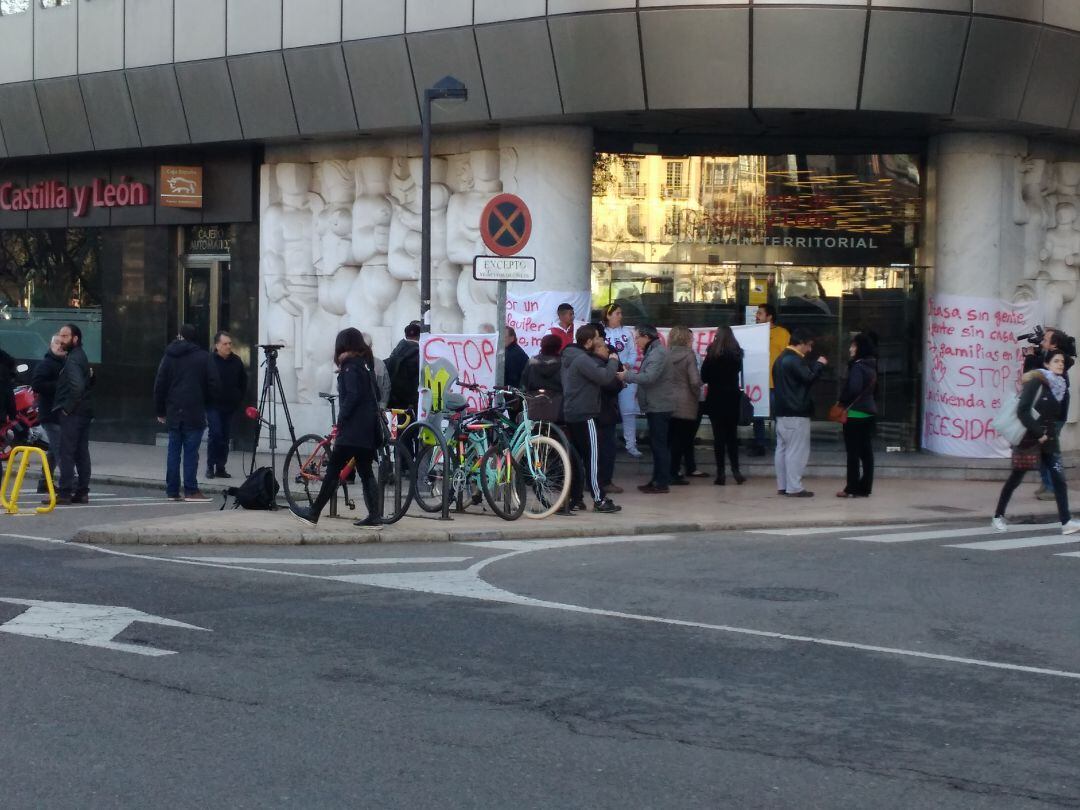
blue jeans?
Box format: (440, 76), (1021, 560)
(1040, 421), (1066, 490)
(167, 424), (205, 497)
(206, 407), (234, 472)
(646, 412), (672, 487)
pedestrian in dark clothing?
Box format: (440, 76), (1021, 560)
(593, 323), (626, 494)
(666, 326), (702, 486)
(31, 334), (66, 491)
(837, 333), (878, 498)
(701, 326), (746, 486)
(993, 349), (1080, 535)
(53, 323), (93, 505)
(292, 328), (384, 528)
(521, 334), (564, 423)
(206, 331), (247, 480)
(504, 326), (530, 390)
(1022, 328), (1076, 501)
(620, 325), (675, 493)
(154, 324), (218, 502)
(561, 324), (621, 513)
(385, 322), (421, 413)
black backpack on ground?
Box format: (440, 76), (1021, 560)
(221, 466), (280, 510)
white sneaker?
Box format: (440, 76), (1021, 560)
(991, 516), (1008, 533)
(1061, 519), (1080, 535)
(626, 447), (643, 458)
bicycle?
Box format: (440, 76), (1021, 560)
(282, 392), (414, 524)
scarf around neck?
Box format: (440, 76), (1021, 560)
(1039, 369), (1067, 402)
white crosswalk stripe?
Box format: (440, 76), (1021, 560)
(946, 536), (1080, 551)
(842, 524), (1060, 544)
(748, 523), (935, 537)
(1055, 551), (1080, 559)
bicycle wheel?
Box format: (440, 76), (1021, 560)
(515, 434), (571, 519)
(282, 433), (331, 511)
(480, 443), (526, 521)
(378, 440), (415, 524)
(412, 442), (450, 513)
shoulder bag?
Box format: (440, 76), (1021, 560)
(829, 366), (877, 425)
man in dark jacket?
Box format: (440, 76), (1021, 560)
(53, 323), (93, 505)
(772, 327), (828, 498)
(560, 324), (621, 514)
(205, 331), (247, 480)
(503, 327), (529, 389)
(31, 334), (66, 492)
(154, 324), (218, 502)
(385, 321), (421, 412)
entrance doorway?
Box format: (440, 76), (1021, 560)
(178, 259), (230, 350)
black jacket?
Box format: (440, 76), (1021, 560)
(336, 356), (382, 449)
(0, 348), (15, 420)
(521, 355), (563, 395)
(839, 358), (878, 414)
(505, 342), (529, 390)
(210, 352), (248, 411)
(31, 349), (65, 425)
(54, 345), (93, 416)
(773, 348), (823, 418)
(1024, 351), (1071, 418)
(701, 350), (743, 419)
(1017, 371), (1065, 453)
(385, 339), (420, 411)
(153, 340), (217, 430)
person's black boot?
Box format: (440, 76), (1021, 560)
(205, 467), (215, 479)
(356, 477), (382, 527)
(732, 469), (746, 485)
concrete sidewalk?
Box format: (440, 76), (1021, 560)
(72, 472), (1065, 546)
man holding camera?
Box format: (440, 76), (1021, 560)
(1023, 327), (1075, 501)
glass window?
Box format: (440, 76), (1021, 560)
(664, 161), (687, 199)
(620, 158), (643, 197)
(0, 0), (29, 13)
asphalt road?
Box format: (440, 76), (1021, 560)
(1, 507), (1078, 808)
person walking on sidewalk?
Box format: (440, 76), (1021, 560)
(773, 327), (827, 498)
(620, 325), (675, 494)
(749, 304), (790, 456)
(292, 329), (389, 528)
(1023, 328), (1075, 502)
(666, 326), (702, 486)
(53, 323), (94, 505)
(602, 303), (642, 458)
(205, 331), (247, 480)
(385, 321), (421, 414)
(993, 349), (1080, 534)
(154, 324), (218, 502)
(837, 333), (878, 498)
(561, 324), (621, 513)
(701, 326), (746, 486)
(31, 334), (66, 493)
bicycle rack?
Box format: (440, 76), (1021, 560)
(1, 446), (55, 515)
(396, 418), (453, 521)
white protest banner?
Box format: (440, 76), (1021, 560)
(419, 333), (498, 413)
(923, 293), (1038, 458)
(506, 290), (591, 355)
(655, 323), (770, 417)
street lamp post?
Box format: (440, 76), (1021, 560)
(420, 75), (468, 333)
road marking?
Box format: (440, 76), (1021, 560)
(0, 598), (209, 656)
(1055, 551), (1080, 559)
(0, 533), (64, 542)
(178, 555), (472, 566)
(844, 524), (1060, 543)
(946, 535), (1080, 551)
(49, 501), (210, 510)
(748, 523), (935, 537)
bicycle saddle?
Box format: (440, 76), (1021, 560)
(318, 392), (337, 402)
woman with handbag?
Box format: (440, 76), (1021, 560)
(836, 333), (878, 498)
(700, 326), (746, 485)
(667, 326), (703, 485)
(993, 349), (1080, 534)
(291, 328), (384, 529)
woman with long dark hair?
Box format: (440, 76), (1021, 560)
(993, 348), (1080, 534)
(837, 332), (878, 498)
(291, 328), (384, 528)
(700, 326), (745, 485)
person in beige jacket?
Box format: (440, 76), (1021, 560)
(667, 326), (703, 485)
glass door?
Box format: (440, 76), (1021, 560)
(178, 260), (230, 350)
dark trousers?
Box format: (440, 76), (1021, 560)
(597, 420), (617, 487)
(842, 416), (876, 496)
(57, 411), (92, 497)
(752, 390), (775, 449)
(206, 407), (235, 472)
(566, 419), (604, 504)
(166, 424), (205, 497)
(646, 411), (672, 487)
(996, 454), (1069, 524)
(311, 444), (377, 520)
(668, 416), (699, 479)
(1039, 421), (1066, 491)
(42, 421), (61, 478)
(709, 410), (740, 478)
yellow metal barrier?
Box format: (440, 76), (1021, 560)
(0, 446), (55, 515)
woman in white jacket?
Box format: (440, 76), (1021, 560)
(603, 304), (642, 457)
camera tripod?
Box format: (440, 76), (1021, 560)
(250, 344), (299, 479)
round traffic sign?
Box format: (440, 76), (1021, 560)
(480, 193), (532, 257)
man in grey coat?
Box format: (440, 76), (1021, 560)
(619, 325), (675, 493)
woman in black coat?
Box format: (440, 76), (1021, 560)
(291, 328), (383, 528)
(993, 349), (1080, 534)
(700, 326), (745, 485)
(837, 332), (878, 498)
